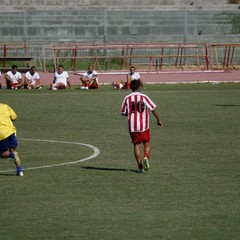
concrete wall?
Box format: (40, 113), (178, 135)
(0, 1), (239, 58)
(0, 10), (239, 45)
(0, 0), (239, 11)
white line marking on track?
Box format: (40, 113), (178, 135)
(0, 138), (100, 173)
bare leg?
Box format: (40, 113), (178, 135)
(0, 150), (12, 158)
(143, 142), (150, 171)
(133, 143), (143, 171)
(143, 142), (150, 158)
(0, 149), (23, 176)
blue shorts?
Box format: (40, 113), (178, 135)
(0, 134), (18, 154)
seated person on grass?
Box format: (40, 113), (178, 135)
(25, 66), (43, 89)
(80, 65), (99, 90)
(4, 65), (24, 89)
(112, 66), (143, 89)
(50, 65), (71, 90)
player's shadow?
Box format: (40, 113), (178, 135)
(216, 104), (240, 107)
(0, 172), (17, 177)
(81, 166), (138, 173)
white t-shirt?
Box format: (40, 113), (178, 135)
(83, 70), (99, 84)
(54, 71), (69, 86)
(128, 72), (141, 81)
(6, 71), (22, 84)
(25, 71), (40, 85)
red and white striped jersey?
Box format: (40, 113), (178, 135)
(121, 92), (156, 132)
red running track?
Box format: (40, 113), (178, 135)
(1, 70), (239, 87)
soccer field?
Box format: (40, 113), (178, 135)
(0, 83), (240, 240)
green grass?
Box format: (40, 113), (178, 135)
(0, 83), (240, 240)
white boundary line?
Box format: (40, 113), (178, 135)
(0, 138), (100, 173)
(73, 70), (225, 75)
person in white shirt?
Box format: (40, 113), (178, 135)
(51, 65), (71, 90)
(25, 66), (42, 89)
(126, 66), (143, 89)
(112, 66), (143, 90)
(80, 65), (99, 90)
(4, 65), (24, 89)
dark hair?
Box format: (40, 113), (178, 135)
(30, 66), (36, 70)
(130, 80), (140, 92)
(12, 64), (18, 69)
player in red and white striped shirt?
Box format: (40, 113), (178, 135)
(121, 80), (162, 173)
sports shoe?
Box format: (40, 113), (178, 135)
(52, 87), (57, 90)
(80, 86), (86, 90)
(143, 157), (149, 171)
(137, 162), (144, 173)
(85, 86), (89, 90)
(17, 171), (24, 177)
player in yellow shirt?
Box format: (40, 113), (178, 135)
(0, 103), (24, 176)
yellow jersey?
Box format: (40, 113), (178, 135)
(0, 103), (17, 140)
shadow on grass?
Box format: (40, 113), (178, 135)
(216, 104), (240, 107)
(81, 166), (138, 173)
(0, 172), (16, 177)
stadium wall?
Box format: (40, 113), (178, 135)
(0, 0), (239, 11)
(0, 1), (239, 61)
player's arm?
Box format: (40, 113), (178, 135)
(36, 78), (42, 86)
(53, 73), (57, 83)
(35, 73), (42, 86)
(126, 73), (130, 80)
(121, 101), (128, 116)
(121, 111), (128, 116)
(8, 106), (17, 121)
(4, 73), (11, 81)
(126, 74), (131, 89)
(24, 76), (30, 87)
(15, 77), (24, 88)
(91, 74), (97, 80)
(67, 78), (72, 89)
(80, 73), (89, 82)
(152, 108), (162, 128)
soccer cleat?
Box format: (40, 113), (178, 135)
(143, 157), (149, 171)
(85, 86), (89, 90)
(80, 86), (86, 90)
(17, 171), (24, 177)
(137, 163), (144, 173)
